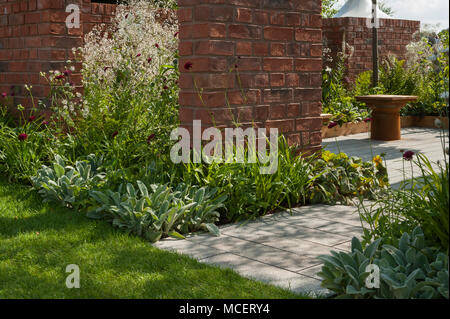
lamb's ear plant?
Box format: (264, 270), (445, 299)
(31, 154), (106, 209)
(318, 227), (449, 299)
(87, 181), (226, 242)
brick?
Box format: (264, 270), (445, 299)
(295, 58), (322, 72)
(236, 41), (252, 55)
(263, 58), (293, 72)
(236, 8), (252, 23)
(264, 26), (293, 41)
(295, 29), (322, 42)
(195, 40), (234, 56)
(229, 24), (261, 39)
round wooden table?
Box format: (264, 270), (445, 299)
(356, 95), (418, 141)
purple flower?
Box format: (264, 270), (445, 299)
(184, 61), (193, 70)
(364, 118), (372, 123)
(147, 134), (155, 144)
(328, 121), (338, 129)
(403, 151), (415, 161)
(18, 133), (28, 141)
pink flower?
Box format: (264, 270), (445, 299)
(328, 121), (338, 129)
(403, 151), (415, 161)
(184, 61), (193, 70)
(28, 115), (36, 122)
(18, 133), (28, 141)
(1, 92), (6, 98)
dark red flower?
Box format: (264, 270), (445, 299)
(328, 121), (338, 129)
(163, 85), (169, 90)
(136, 53), (141, 57)
(63, 69), (72, 76)
(403, 151), (415, 161)
(125, 14), (129, 19)
(41, 120), (49, 125)
(364, 117), (372, 123)
(111, 131), (118, 138)
(55, 74), (64, 80)
(235, 64), (238, 68)
(174, 31), (179, 37)
(147, 134), (155, 143)
(184, 62), (193, 70)
(147, 57), (152, 63)
(103, 66), (110, 72)
(1, 92), (6, 98)
(155, 43), (160, 49)
(28, 115), (36, 122)
(18, 133), (28, 141)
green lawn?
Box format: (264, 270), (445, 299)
(0, 178), (306, 298)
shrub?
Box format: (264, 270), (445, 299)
(357, 151), (449, 252)
(318, 227), (449, 299)
(31, 154), (106, 209)
(87, 182), (226, 242)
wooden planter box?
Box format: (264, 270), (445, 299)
(401, 116), (449, 129)
(322, 121), (370, 138)
(322, 115), (448, 139)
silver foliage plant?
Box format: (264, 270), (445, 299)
(318, 227), (449, 299)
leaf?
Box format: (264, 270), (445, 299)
(53, 163), (65, 178)
(168, 231), (185, 240)
(203, 223), (220, 237)
(351, 237), (363, 253)
(137, 180), (149, 197)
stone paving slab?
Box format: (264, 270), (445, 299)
(200, 253), (329, 296)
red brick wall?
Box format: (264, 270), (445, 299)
(323, 17), (420, 81)
(0, 0), (116, 108)
(178, 0), (323, 152)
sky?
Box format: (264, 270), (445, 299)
(336, 0), (449, 30)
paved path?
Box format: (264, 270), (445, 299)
(323, 127), (449, 188)
(153, 128), (448, 296)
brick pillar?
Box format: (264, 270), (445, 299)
(178, 0), (323, 152)
(0, 0), (116, 110)
(323, 17), (420, 81)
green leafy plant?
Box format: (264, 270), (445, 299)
(87, 181), (226, 242)
(309, 151), (389, 205)
(31, 154), (106, 209)
(318, 227), (449, 299)
(357, 150), (449, 252)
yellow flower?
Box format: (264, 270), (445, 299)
(322, 151), (335, 162)
(351, 163), (360, 169)
(373, 155), (383, 167)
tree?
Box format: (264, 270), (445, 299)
(322, 0), (339, 18)
(379, 0), (395, 16)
